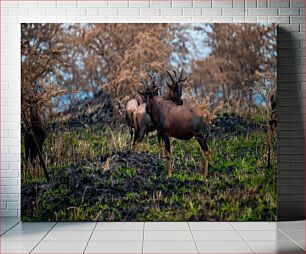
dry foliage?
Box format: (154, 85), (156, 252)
(21, 24), (70, 120)
(192, 23), (276, 114)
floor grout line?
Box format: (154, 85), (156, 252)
(82, 222), (97, 254)
(230, 222), (256, 254)
(141, 222), (145, 254)
(229, 221), (236, 230)
(268, 221), (277, 229)
(29, 221), (57, 254)
(187, 222), (200, 254)
(276, 227), (305, 251)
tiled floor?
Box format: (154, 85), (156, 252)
(0, 218), (304, 253)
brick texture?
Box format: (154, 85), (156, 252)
(0, 0), (305, 220)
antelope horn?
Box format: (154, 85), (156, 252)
(172, 69), (177, 78)
(179, 69), (184, 80)
(148, 71), (154, 80)
(166, 70), (175, 83)
(141, 76), (148, 90)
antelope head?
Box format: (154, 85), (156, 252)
(166, 69), (187, 105)
(138, 75), (159, 115)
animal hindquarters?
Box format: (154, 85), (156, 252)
(133, 103), (156, 151)
(126, 99), (139, 146)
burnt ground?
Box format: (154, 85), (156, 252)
(48, 91), (119, 131)
(22, 151), (197, 221)
(47, 90), (265, 135)
(212, 114), (265, 137)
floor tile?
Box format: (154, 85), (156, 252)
(276, 221), (305, 231)
(231, 222), (276, 231)
(42, 230), (92, 242)
(282, 230), (305, 249)
(1, 230), (47, 242)
(197, 241), (253, 253)
(95, 222), (144, 231)
(249, 240), (304, 253)
(85, 241), (143, 253)
(282, 230), (305, 241)
(0, 241), (37, 253)
(143, 241), (198, 253)
(189, 222), (234, 231)
(239, 230), (291, 241)
(193, 230), (243, 241)
(90, 230), (143, 241)
(144, 230), (193, 241)
(11, 222), (55, 231)
(145, 222), (189, 231)
(52, 222), (96, 231)
(32, 241), (87, 253)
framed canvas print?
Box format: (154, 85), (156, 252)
(21, 23), (277, 221)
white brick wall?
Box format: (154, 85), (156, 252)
(0, 0), (305, 219)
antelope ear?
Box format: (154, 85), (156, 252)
(137, 90), (145, 96)
(166, 81), (175, 89)
(178, 77), (187, 86)
(153, 87), (159, 95)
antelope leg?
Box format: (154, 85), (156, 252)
(165, 150), (172, 177)
(158, 143), (163, 159)
(134, 142), (140, 153)
(157, 131), (164, 159)
(129, 126), (133, 141)
(196, 135), (209, 177)
(164, 135), (172, 177)
(204, 150), (210, 178)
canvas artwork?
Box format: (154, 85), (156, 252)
(21, 23), (277, 221)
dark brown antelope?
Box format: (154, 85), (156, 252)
(23, 106), (50, 181)
(162, 69), (187, 105)
(132, 70), (188, 151)
(24, 108), (47, 166)
(125, 70), (187, 149)
(141, 81), (210, 177)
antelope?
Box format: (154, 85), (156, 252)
(132, 70), (187, 150)
(125, 93), (145, 145)
(125, 70), (187, 149)
(23, 105), (50, 182)
(140, 80), (210, 178)
(24, 107), (47, 167)
(125, 72), (157, 147)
